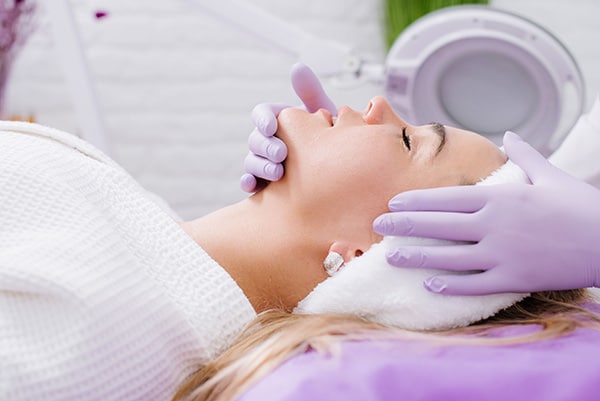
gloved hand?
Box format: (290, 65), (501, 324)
(240, 63), (337, 192)
(373, 131), (600, 295)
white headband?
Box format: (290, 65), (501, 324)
(295, 160), (531, 331)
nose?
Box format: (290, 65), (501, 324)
(363, 96), (407, 126)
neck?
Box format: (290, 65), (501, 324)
(181, 191), (325, 313)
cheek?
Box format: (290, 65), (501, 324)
(340, 144), (409, 199)
(320, 150), (408, 228)
(290, 130), (411, 237)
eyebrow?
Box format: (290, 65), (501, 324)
(429, 122), (447, 156)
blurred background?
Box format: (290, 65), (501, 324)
(2, 0), (599, 219)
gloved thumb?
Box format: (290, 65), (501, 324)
(290, 63), (337, 115)
(503, 131), (554, 185)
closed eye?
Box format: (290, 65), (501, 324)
(401, 127), (411, 150)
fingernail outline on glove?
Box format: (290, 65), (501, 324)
(424, 277), (447, 293)
(373, 214), (413, 236)
(266, 143), (286, 163)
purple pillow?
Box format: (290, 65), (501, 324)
(237, 302), (600, 401)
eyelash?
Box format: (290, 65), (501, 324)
(401, 127), (411, 150)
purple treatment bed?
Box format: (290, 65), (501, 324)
(237, 302), (600, 401)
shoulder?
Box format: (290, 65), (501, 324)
(0, 120), (114, 164)
(0, 121), (128, 198)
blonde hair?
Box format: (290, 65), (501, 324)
(173, 289), (600, 401)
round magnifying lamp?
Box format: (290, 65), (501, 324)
(385, 6), (584, 155)
(191, 1), (584, 156)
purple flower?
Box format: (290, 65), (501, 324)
(95, 10), (109, 19)
(0, 0), (36, 113)
(0, 0), (36, 53)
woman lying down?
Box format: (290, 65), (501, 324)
(1, 90), (599, 401)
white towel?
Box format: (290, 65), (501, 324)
(295, 160), (530, 331)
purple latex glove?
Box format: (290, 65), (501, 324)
(240, 63), (337, 192)
(373, 131), (600, 295)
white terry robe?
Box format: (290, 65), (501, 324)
(0, 121), (256, 401)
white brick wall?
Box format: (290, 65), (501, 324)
(5, 0), (600, 219)
(6, 0), (386, 219)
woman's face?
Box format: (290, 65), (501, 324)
(254, 96), (506, 311)
(273, 96), (506, 258)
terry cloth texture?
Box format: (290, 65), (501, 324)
(0, 121), (256, 401)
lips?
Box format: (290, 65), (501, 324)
(334, 106), (354, 125)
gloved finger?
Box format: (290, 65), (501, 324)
(240, 173), (258, 193)
(248, 128), (288, 163)
(373, 211), (482, 242)
(422, 273), (491, 295)
(242, 175), (269, 193)
(290, 63), (337, 115)
(503, 131), (554, 185)
(386, 185), (490, 213)
(252, 103), (290, 136)
(386, 244), (488, 272)
(423, 273), (492, 295)
(423, 271), (531, 295)
(243, 153), (284, 181)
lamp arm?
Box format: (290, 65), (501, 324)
(185, 0), (364, 78)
